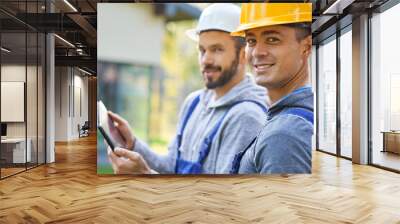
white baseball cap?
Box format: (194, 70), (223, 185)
(185, 3), (241, 42)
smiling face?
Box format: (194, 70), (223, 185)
(198, 31), (240, 89)
(245, 25), (311, 89)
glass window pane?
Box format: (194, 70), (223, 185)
(38, 32), (46, 165)
(340, 28), (352, 158)
(26, 0), (39, 169)
(318, 36), (337, 154)
(371, 3), (400, 171)
(27, 31), (38, 169)
(1, 30), (27, 177)
(1, 1), (46, 179)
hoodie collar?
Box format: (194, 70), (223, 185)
(268, 85), (313, 115)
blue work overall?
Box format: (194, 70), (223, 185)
(229, 87), (314, 174)
(174, 95), (268, 174)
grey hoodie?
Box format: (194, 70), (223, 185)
(134, 75), (268, 174)
(239, 86), (314, 174)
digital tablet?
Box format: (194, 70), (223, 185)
(97, 100), (125, 151)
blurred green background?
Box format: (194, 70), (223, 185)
(97, 4), (207, 174)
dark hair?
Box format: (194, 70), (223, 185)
(283, 22), (311, 41)
(232, 36), (246, 55)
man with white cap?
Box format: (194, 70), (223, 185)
(106, 3), (268, 174)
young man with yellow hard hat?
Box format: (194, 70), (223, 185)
(230, 3), (314, 174)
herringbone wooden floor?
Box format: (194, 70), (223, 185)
(1, 135), (400, 223)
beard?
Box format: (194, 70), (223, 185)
(203, 54), (239, 89)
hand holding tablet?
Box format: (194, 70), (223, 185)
(97, 101), (127, 150)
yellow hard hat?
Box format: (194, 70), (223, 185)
(231, 3), (312, 37)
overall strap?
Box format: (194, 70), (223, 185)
(175, 95), (200, 174)
(229, 136), (258, 174)
(176, 95), (200, 148)
(282, 107), (314, 125)
(230, 106), (313, 174)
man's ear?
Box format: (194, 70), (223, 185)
(302, 36), (312, 57)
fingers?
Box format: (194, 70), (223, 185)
(107, 147), (150, 174)
(107, 147), (118, 161)
(108, 111), (127, 126)
(113, 148), (151, 174)
(114, 147), (140, 161)
(107, 147), (120, 174)
(107, 111), (135, 150)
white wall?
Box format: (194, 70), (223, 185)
(1, 65), (29, 138)
(1, 82), (25, 122)
(55, 67), (89, 141)
(55, 66), (68, 141)
(72, 72), (89, 138)
(1, 65), (26, 81)
(97, 3), (165, 66)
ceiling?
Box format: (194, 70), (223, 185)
(0, 0), (100, 74)
(0, 0), (394, 75)
(0, 0), (204, 75)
